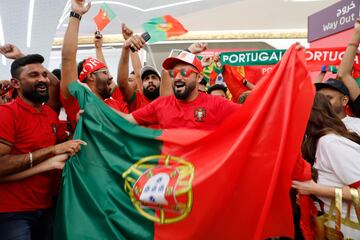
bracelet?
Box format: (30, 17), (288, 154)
(70, 11), (82, 20)
(29, 152), (33, 168)
(348, 42), (359, 47)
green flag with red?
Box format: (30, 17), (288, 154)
(93, 3), (116, 31)
(54, 44), (314, 239)
(142, 15), (188, 43)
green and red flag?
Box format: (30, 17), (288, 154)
(142, 15), (188, 43)
(54, 44), (314, 239)
(93, 3), (116, 31)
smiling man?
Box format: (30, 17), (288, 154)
(119, 51), (239, 130)
(0, 54), (85, 239)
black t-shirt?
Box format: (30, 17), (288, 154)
(349, 95), (360, 117)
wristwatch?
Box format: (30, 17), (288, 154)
(70, 11), (82, 20)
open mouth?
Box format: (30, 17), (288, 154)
(174, 81), (186, 93)
(36, 84), (48, 93)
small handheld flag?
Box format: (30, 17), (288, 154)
(142, 15), (187, 43)
(93, 3), (116, 31)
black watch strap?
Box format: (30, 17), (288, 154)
(70, 11), (82, 20)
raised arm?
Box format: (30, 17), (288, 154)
(61, 0), (91, 98)
(337, 18), (360, 101)
(94, 30), (107, 66)
(122, 24), (143, 93)
(117, 33), (145, 102)
(0, 44), (61, 113)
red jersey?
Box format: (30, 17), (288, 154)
(61, 91), (128, 131)
(128, 91), (151, 112)
(132, 92), (239, 130)
(0, 97), (63, 212)
(111, 86), (124, 102)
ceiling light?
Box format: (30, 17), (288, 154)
(0, 16), (6, 65)
(27, 0), (35, 48)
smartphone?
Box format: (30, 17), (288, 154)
(130, 32), (151, 52)
(95, 30), (102, 39)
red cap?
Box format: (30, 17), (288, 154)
(79, 57), (107, 82)
(162, 51), (203, 73)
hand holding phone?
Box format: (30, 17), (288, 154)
(130, 32), (151, 52)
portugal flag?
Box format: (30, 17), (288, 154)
(93, 3), (116, 31)
(54, 44), (314, 239)
(142, 15), (188, 43)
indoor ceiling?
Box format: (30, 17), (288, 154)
(55, 0), (339, 36)
(0, 0), (339, 79)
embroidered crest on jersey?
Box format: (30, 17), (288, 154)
(194, 107), (206, 122)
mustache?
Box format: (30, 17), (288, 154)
(34, 82), (49, 88)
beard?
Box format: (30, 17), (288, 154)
(173, 80), (196, 100)
(95, 78), (112, 99)
(22, 82), (49, 104)
(143, 85), (160, 100)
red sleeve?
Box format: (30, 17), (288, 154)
(292, 154), (312, 181)
(132, 101), (158, 126)
(350, 180), (360, 188)
(0, 104), (16, 146)
(60, 93), (80, 131)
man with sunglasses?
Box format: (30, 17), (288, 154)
(60, 1), (128, 131)
(119, 51), (238, 130)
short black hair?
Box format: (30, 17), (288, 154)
(77, 59), (87, 83)
(52, 68), (61, 80)
(207, 84), (227, 94)
(11, 54), (44, 79)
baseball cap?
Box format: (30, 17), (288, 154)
(11, 54), (44, 78)
(162, 51), (203, 73)
(315, 78), (349, 96)
(140, 65), (161, 81)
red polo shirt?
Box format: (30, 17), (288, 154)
(132, 92), (239, 130)
(0, 97), (63, 212)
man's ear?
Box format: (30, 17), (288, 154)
(197, 74), (203, 83)
(11, 78), (20, 89)
(342, 95), (349, 107)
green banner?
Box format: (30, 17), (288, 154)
(220, 49), (286, 66)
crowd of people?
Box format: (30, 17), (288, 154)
(0, 0), (359, 239)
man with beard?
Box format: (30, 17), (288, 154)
(60, 1), (128, 131)
(316, 79), (360, 134)
(117, 32), (161, 112)
(0, 54), (86, 239)
(118, 51), (238, 130)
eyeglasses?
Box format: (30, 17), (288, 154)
(92, 70), (109, 75)
(169, 68), (199, 78)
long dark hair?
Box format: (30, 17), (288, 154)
(302, 93), (360, 165)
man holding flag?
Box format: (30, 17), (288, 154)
(117, 48), (239, 130)
(54, 1), (314, 239)
(60, 0), (128, 131)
